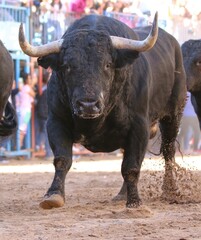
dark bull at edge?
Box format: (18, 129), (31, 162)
(0, 41), (17, 142)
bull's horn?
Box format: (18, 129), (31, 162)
(18, 23), (63, 57)
(110, 12), (158, 52)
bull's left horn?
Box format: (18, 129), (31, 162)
(18, 23), (63, 57)
(110, 12), (158, 52)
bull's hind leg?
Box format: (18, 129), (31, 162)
(39, 117), (73, 209)
(159, 115), (182, 202)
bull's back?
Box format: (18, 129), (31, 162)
(137, 27), (183, 84)
(136, 27), (186, 119)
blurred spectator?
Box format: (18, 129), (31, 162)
(113, 0), (125, 13)
(178, 92), (201, 154)
(39, 2), (51, 44)
(11, 80), (22, 110)
(50, 0), (65, 39)
(0, 0), (21, 6)
(33, 0), (41, 8)
(9, 80), (22, 150)
(103, 0), (114, 13)
(85, 0), (102, 14)
(36, 71), (53, 158)
(16, 73), (36, 148)
(69, 0), (86, 14)
(51, 0), (63, 12)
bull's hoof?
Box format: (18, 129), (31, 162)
(126, 199), (141, 208)
(112, 193), (127, 202)
(39, 194), (65, 209)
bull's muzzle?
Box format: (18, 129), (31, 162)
(75, 99), (103, 119)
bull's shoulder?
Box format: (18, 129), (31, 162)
(47, 73), (71, 120)
(136, 26), (178, 44)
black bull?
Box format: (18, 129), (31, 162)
(19, 14), (187, 209)
(0, 41), (17, 141)
(181, 40), (201, 129)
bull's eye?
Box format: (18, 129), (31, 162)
(66, 66), (71, 73)
(105, 62), (112, 70)
(59, 63), (71, 73)
(196, 61), (201, 66)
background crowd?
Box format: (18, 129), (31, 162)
(1, 0), (201, 43)
(8, 69), (53, 159)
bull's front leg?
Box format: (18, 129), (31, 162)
(112, 180), (127, 201)
(121, 119), (149, 208)
(39, 117), (73, 209)
(113, 121), (158, 202)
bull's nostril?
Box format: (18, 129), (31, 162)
(78, 101), (97, 108)
(77, 101), (84, 111)
(76, 99), (101, 115)
(92, 105), (99, 111)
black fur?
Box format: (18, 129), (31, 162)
(0, 41), (17, 142)
(181, 40), (201, 129)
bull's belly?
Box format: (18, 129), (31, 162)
(75, 133), (124, 153)
(74, 120), (156, 152)
(84, 143), (120, 153)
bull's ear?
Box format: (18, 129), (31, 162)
(115, 49), (139, 68)
(37, 53), (60, 70)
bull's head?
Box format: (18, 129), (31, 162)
(19, 13), (158, 120)
(181, 40), (201, 92)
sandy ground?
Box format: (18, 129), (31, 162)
(0, 153), (201, 240)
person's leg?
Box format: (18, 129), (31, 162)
(191, 117), (200, 150)
(44, 120), (52, 157)
(19, 130), (25, 148)
(19, 110), (31, 149)
(178, 117), (189, 151)
(182, 117), (192, 151)
(35, 113), (41, 151)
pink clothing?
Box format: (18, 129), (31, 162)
(16, 85), (34, 111)
(69, 0), (86, 13)
(16, 84), (34, 133)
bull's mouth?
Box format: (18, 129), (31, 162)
(76, 112), (102, 119)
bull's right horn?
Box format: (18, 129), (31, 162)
(110, 12), (158, 52)
(18, 23), (63, 57)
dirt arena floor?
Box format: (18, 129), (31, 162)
(0, 152), (201, 240)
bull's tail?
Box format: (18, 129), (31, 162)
(0, 101), (17, 139)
